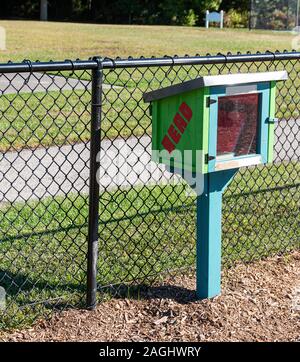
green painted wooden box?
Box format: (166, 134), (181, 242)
(143, 71), (287, 175)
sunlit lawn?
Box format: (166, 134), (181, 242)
(0, 20), (295, 62)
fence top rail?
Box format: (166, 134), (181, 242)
(101, 51), (300, 69)
(0, 51), (299, 73)
(0, 59), (97, 73)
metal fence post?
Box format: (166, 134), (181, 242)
(86, 57), (103, 310)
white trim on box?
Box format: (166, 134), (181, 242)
(215, 155), (263, 171)
(226, 84), (257, 95)
(203, 71), (288, 88)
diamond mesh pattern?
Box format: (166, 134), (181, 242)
(0, 68), (92, 328)
(0, 54), (299, 330)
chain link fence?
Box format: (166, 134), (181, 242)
(0, 52), (299, 329)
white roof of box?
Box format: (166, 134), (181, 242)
(143, 71), (288, 102)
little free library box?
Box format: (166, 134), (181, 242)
(143, 71), (288, 299)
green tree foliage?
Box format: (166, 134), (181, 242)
(88, 0), (223, 25)
(248, 0), (298, 30)
(221, 0), (249, 12)
(0, 0), (247, 26)
(0, 0), (40, 19)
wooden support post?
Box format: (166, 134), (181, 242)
(196, 169), (237, 299)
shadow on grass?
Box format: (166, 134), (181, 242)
(0, 270), (86, 309)
(98, 282), (197, 305)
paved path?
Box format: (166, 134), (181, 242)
(274, 119), (299, 162)
(0, 120), (298, 204)
(0, 72), (115, 95)
(0, 136), (178, 204)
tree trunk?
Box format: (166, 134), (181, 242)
(40, 0), (48, 21)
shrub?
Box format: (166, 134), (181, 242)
(224, 9), (248, 28)
(182, 9), (199, 26)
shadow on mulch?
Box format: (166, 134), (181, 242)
(99, 283), (197, 304)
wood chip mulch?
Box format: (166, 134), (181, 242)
(2, 251), (300, 342)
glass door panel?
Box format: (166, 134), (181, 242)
(216, 93), (260, 158)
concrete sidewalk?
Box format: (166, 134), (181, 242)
(0, 72), (115, 95)
(0, 135), (179, 204)
(0, 119), (298, 205)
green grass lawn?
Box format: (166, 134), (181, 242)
(0, 161), (299, 329)
(0, 20), (295, 62)
(0, 87), (150, 152)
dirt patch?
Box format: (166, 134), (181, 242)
(2, 251), (300, 342)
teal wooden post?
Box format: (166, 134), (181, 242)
(196, 169), (238, 299)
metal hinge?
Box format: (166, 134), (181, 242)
(149, 103), (152, 116)
(267, 117), (279, 124)
(205, 154), (216, 163)
(206, 97), (217, 107)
